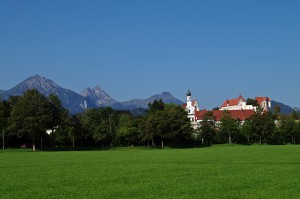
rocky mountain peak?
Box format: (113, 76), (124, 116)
(81, 86), (116, 107)
(5, 75), (59, 97)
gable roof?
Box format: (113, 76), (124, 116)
(221, 95), (246, 108)
(255, 97), (270, 105)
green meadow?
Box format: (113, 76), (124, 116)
(1, 145), (300, 199)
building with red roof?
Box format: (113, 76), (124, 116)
(220, 95), (271, 111)
(183, 91), (271, 129)
(195, 109), (254, 122)
(255, 97), (271, 111)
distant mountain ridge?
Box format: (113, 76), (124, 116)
(0, 75), (184, 114)
(2, 75), (296, 115)
(270, 100), (298, 115)
(82, 86), (117, 107)
(1, 75), (97, 113)
(121, 92), (184, 109)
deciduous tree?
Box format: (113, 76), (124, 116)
(9, 89), (52, 151)
(198, 111), (216, 146)
(219, 110), (240, 144)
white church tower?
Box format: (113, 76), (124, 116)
(187, 89), (192, 109)
(185, 89), (199, 123)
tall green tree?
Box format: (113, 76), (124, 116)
(48, 94), (70, 147)
(240, 119), (254, 144)
(143, 101), (193, 148)
(9, 89), (52, 151)
(250, 108), (275, 144)
(290, 110), (299, 120)
(143, 100), (166, 147)
(0, 100), (7, 130)
(147, 99), (165, 114)
(273, 105), (281, 120)
(219, 110), (240, 144)
(164, 104), (193, 147)
(82, 107), (116, 148)
(278, 118), (298, 144)
(116, 113), (139, 146)
(198, 111), (216, 146)
(144, 110), (166, 147)
(67, 115), (82, 149)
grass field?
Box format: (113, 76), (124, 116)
(1, 145), (300, 199)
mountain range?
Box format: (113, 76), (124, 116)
(0, 75), (298, 115)
(0, 75), (184, 114)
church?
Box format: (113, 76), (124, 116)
(183, 90), (271, 129)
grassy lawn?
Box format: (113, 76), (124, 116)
(0, 145), (300, 199)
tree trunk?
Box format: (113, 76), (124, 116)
(292, 136), (295, 145)
(151, 139), (154, 147)
(259, 136), (262, 145)
(247, 135), (250, 145)
(52, 130), (55, 149)
(52, 128), (55, 148)
(161, 140), (164, 148)
(2, 130), (5, 150)
(41, 138), (43, 150)
(32, 138), (36, 151)
(72, 137), (75, 149)
(228, 133), (232, 145)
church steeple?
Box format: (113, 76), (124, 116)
(187, 89), (191, 97)
(187, 89), (191, 102)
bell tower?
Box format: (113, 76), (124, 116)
(187, 89), (192, 102)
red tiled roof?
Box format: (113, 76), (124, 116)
(255, 97), (270, 105)
(182, 103), (187, 109)
(195, 109), (254, 121)
(221, 95), (246, 108)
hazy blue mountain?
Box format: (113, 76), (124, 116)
(82, 86), (117, 107)
(121, 92), (184, 109)
(1, 75), (97, 114)
(0, 75), (184, 115)
(270, 100), (295, 115)
(0, 90), (4, 96)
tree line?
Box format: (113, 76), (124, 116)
(0, 89), (300, 150)
(198, 108), (300, 146)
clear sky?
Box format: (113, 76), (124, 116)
(0, 0), (299, 109)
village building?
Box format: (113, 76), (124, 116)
(183, 90), (271, 129)
(219, 95), (271, 111)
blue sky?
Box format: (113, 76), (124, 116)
(0, 0), (299, 109)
